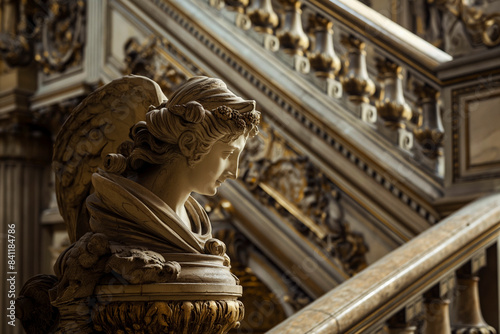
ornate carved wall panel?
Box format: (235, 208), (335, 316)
(451, 76), (500, 182)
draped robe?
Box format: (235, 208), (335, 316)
(86, 171), (212, 254)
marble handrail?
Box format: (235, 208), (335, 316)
(268, 192), (500, 333)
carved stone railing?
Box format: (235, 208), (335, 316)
(267, 193), (500, 333)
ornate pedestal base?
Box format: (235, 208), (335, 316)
(92, 283), (243, 333)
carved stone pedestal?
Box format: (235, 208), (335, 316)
(92, 284), (243, 333)
(52, 254), (244, 333)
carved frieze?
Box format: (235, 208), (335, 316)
(239, 121), (368, 276)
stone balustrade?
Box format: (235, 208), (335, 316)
(204, 0), (452, 178)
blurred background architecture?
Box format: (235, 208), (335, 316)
(1, 0), (500, 333)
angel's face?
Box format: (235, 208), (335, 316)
(188, 135), (247, 196)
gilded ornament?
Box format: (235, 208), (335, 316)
(224, 0), (249, 13)
(123, 37), (189, 96)
(36, 0), (85, 74)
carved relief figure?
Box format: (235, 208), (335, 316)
(18, 75), (260, 334)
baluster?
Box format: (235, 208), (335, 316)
(424, 299), (452, 334)
(413, 83), (444, 175)
(340, 35), (376, 123)
(451, 252), (496, 334)
(386, 299), (422, 334)
(276, 0), (310, 73)
(219, 0), (252, 30)
(307, 14), (342, 98)
(423, 275), (455, 334)
(247, 0), (280, 51)
(375, 58), (413, 151)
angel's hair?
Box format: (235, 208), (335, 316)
(106, 76), (260, 174)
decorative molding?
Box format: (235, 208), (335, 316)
(430, 0), (500, 50)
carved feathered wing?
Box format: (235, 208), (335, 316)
(53, 75), (167, 243)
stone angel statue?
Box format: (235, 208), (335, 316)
(17, 75), (260, 334)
